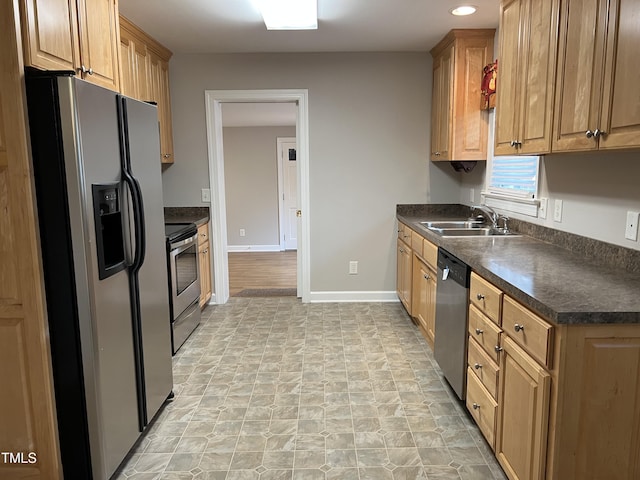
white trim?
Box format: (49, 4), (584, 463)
(276, 136), (296, 251)
(227, 244), (283, 252)
(205, 89), (311, 304)
(482, 191), (540, 217)
(309, 291), (400, 303)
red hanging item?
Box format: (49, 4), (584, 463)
(481, 59), (498, 110)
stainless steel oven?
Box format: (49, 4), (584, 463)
(165, 223), (201, 353)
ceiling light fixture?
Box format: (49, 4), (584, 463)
(257, 0), (318, 30)
(450, 5), (477, 16)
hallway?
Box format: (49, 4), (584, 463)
(229, 252), (297, 297)
(114, 298), (506, 480)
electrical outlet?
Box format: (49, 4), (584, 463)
(625, 211), (639, 241)
(201, 188), (211, 203)
(538, 198), (548, 219)
(469, 189), (475, 203)
(349, 261), (358, 275)
(239, 229), (245, 237)
(554, 199), (563, 222)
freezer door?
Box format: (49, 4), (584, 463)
(122, 96), (173, 422)
(68, 79), (141, 478)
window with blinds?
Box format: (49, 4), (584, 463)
(488, 156), (540, 198)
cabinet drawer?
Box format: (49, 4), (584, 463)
(469, 304), (502, 364)
(423, 238), (438, 270)
(198, 223), (209, 246)
(466, 366), (497, 450)
(502, 296), (553, 368)
(469, 272), (503, 325)
(468, 337), (499, 399)
(411, 230), (423, 257)
(397, 222), (411, 244)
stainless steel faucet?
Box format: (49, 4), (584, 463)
(470, 204), (499, 228)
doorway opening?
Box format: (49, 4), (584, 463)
(204, 90), (310, 304)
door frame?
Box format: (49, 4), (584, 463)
(204, 90), (310, 304)
(276, 136), (297, 251)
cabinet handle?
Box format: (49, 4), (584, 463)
(515, 141), (522, 147)
(424, 274), (431, 280)
(475, 328), (484, 335)
(472, 403), (480, 410)
(594, 129), (606, 138)
(202, 249), (208, 254)
(435, 151), (441, 156)
(163, 154), (172, 158)
(476, 293), (485, 300)
(495, 345), (503, 353)
(514, 323), (525, 332)
(474, 363), (482, 370)
(585, 130), (595, 138)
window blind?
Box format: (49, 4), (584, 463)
(489, 156), (539, 198)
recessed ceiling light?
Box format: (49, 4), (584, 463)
(450, 5), (477, 16)
(256, 0), (318, 30)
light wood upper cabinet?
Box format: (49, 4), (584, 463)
(120, 16), (174, 164)
(19, 0), (79, 71)
(553, 0), (640, 152)
(430, 29), (494, 162)
(494, 0), (559, 156)
(20, 0), (121, 91)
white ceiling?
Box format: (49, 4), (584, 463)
(222, 103), (297, 127)
(118, 0), (500, 54)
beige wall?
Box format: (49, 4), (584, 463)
(223, 126), (295, 248)
(162, 52), (460, 295)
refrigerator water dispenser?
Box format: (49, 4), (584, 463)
(92, 183), (125, 279)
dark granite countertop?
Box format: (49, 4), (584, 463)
(397, 205), (640, 325)
(164, 207), (209, 227)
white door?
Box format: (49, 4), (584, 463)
(279, 138), (298, 250)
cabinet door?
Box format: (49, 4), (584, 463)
(553, 0), (606, 152)
(494, 0), (523, 155)
(496, 336), (551, 480)
(119, 33), (136, 98)
(599, 0), (640, 150)
(517, 0), (559, 154)
(396, 239), (412, 314)
(21, 0), (80, 71)
(431, 46), (453, 161)
(76, 0), (120, 91)
(412, 256), (436, 347)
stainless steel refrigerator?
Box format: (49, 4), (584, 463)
(25, 72), (173, 480)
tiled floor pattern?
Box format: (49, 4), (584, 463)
(114, 298), (507, 480)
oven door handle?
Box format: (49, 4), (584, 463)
(170, 234), (196, 251)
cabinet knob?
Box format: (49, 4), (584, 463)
(424, 274), (430, 280)
(163, 154), (172, 158)
(435, 151), (441, 156)
(474, 363), (482, 370)
(476, 293), (485, 300)
(594, 129), (606, 138)
(472, 403), (480, 410)
(514, 323), (525, 332)
(475, 328), (484, 335)
(585, 130), (595, 138)
(495, 345), (503, 353)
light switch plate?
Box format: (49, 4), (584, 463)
(538, 198), (548, 219)
(201, 188), (211, 203)
(554, 199), (563, 222)
(625, 211), (639, 241)
(349, 261), (358, 275)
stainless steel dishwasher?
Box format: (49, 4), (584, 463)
(434, 248), (471, 400)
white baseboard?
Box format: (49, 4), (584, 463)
(227, 244), (282, 252)
(308, 291), (400, 303)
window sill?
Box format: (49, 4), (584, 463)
(481, 191), (539, 217)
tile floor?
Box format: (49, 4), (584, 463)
(114, 298), (507, 480)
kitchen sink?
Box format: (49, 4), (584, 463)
(420, 219), (519, 237)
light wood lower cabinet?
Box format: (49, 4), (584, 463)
(412, 254), (436, 348)
(198, 223), (212, 308)
(496, 336), (551, 480)
(396, 237), (412, 314)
